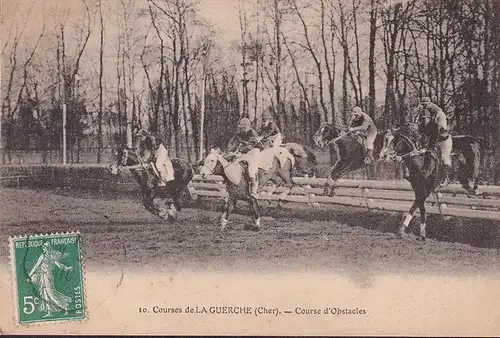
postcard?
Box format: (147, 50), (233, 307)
(1, 0), (499, 335)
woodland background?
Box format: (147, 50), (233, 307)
(2, 0), (499, 182)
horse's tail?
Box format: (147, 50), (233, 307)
(302, 145), (318, 166)
(186, 161), (196, 181)
(451, 135), (481, 187)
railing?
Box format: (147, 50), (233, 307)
(1, 163), (499, 221)
(188, 175), (500, 221)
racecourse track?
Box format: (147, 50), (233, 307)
(1, 187), (500, 283)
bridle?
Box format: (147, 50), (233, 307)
(201, 152), (240, 176)
(116, 147), (149, 171)
(317, 124), (351, 146)
(392, 132), (422, 160)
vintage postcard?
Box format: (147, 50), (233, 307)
(1, 0), (499, 335)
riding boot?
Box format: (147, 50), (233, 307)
(422, 151), (432, 179)
(158, 164), (171, 187)
(364, 149), (374, 164)
(249, 176), (258, 197)
(439, 165), (452, 188)
(402, 162), (410, 180)
(151, 163), (166, 187)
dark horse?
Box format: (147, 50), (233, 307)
(199, 146), (303, 231)
(283, 142), (318, 177)
(378, 123), (481, 241)
(109, 145), (194, 221)
(313, 123), (390, 196)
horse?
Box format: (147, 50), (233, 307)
(109, 144), (194, 221)
(378, 123), (481, 241)
(282, 142), (318, 177)
(379, 122), (482, 195)
(313, 123), (390, 196)
(199, 146), (298, 231)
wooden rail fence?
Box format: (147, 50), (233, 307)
(188, 175), (500, 221)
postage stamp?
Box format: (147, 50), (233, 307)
(9, 232), (86, 325)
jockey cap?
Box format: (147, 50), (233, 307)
(238, 117), (251, 129)
(136, 128), (150, 138)
(352, 106), (363, 116)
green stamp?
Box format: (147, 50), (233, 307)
(9, 232), (86, 325)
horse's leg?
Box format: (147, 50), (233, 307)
(416, 200), (427, 242)
(398, 200), (419, 238)
(324, 160), (345, 196)
(143, 187), (160, 215)
(277, 161), (294, 198)
(220, 197), (236, 231)
(167, 187), (184, 221)
(246, 196), (261, 231)
(258, 170), (273, 195)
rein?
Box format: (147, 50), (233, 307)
(394, 133), (423, 159)
(321, 126), (351, 145)
(118, 149), (149, 171)
(202, 153), (243, 177)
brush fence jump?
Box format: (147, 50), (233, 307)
(189, 175), (500, 221)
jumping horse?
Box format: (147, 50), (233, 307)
(199, 145), (304, 231)
(313, 123), (390, 196)
(379, 122), (482, 241)
(109, 144), (194, 221)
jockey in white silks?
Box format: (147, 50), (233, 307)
(418, 96), (453, 187)
(259, 111), (283, 148)
(348, 106), (378, 164)
(136, 129), (174, 187)
(226, 117), (261, 197)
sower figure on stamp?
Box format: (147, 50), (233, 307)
(135, 128), (174, 187)
(348, 106), (378, 164)
(27, 242), (73, 318)
(259, 111), (283, 148)
(417, 97), (453, 188)
(226, 117), (261, 197)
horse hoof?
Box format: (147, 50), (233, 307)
(158, 208), (168, 218)
(168, 207), (179, 220)
(416, 235), (426, 242)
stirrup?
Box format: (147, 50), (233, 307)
(439, 178), (449, 188)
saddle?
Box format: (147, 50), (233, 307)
(351, 131), (366, 145)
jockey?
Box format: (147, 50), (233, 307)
(348, 106), (378, 164)
(418, 97), (452, 187)
(259, 111), (283, 148)
(227, 117), (261, 196)
(135, 128), (174, 187)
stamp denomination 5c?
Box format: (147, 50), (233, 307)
(9, 232), (86, 325)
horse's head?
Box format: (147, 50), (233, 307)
(379, 125), (420, 161)
(108, 145), (139, 174)
(199, 147), (223, 179)
(313, 123), (344, 148)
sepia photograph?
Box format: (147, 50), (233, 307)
(1, 0), (499, 335)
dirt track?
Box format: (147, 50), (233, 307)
(1, 188), (500, 283)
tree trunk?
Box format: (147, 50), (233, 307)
(97, 0), (104, 163)
(368, 0), (377, 118)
